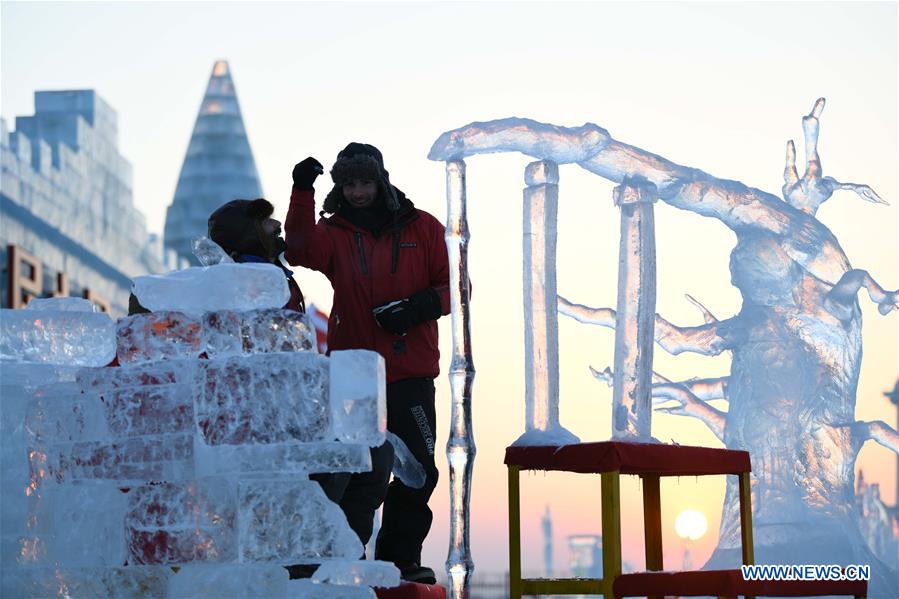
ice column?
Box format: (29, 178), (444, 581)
(611, 177), (658, 439)
(514, 160), (579, 446)
(444, 159), (476, 599)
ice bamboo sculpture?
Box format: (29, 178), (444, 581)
(514, 161), (580, 446)
(443, 160), (476, 599)
(611, 178), (658, 439)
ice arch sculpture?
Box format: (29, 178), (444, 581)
(430, 99), (898, 596)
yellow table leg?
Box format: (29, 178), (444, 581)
(642, 474), (663, 599)
(738, 472), (756, 599)
(601, 471), (622, 599)
(738, 472), (754, 566)
(508, 465), (522, 599)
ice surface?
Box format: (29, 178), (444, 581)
(26, 384), (193, 444)
(125, 478), (237, 565)
(196, 353), (330, 445)
(238, 479), (363, 563)
(195, 441), (371, 477)
(77, 359), (198, 390)
(610, 177), (657, 439)
(386, 431), (425, 489)
(116, 312), (203, 364)
(0, 309), (115, 366)
(287, 579), (377, 598)
(132, 263), (289, 315)
(203, 309), (317, 357)
(516, 160), (579, 447)
(329, 350), (386, 446)
(442, 159), (476, 597)
(0, 566), (173, 599)
(428, 118), (610, 163)
(16, 481), (128, 566)
(2, 364), (84, 525)
(167, 564), (287, 598)
(192, 236), (234, 266)
(25, 297), (97, 312)
(312, 559), (400, 587)
(38, 433), (194, 485)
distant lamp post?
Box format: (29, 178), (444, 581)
(674, 509), (708, 570)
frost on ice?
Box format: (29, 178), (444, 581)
(1, 274), (394, 596)
(431, 98), (898, 595)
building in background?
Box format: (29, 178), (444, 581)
(542, 505), (554, 577)
(567, 534), (603, 578)
(1, 90), (177, 316)
(164, 60), (263, 264)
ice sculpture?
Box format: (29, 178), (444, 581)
(191, 235), (234, 266)
(430, 99), (898, 595)
(132, 262), (289, 315)
(442, 159), (477, 599)
(514, 160), (580, 446)
(1, 292), (400, 597)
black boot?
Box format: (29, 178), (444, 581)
(395, 561), (437, 585)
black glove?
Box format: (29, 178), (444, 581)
(373, 288), (442, 336)
(292, 157), (324, 190)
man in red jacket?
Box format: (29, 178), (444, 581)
(285, 144), (449, 585)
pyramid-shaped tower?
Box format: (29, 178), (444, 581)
(164, 60), (263, 264)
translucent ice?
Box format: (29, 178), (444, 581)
(26, 384), (193, 444)
(0, 309), (115, 366)
(125, 478), (237, 565)
(25, 297), (97, 312)
(386, 431), (425, 489)
(0, 566), (172, 599)
(132, 263), (289, 315)
(192, 236), (234, 266)
(196, 353), (330, 445)
(17, 481), (128, 566)
(167, 564), (287, 598)
(240, 309), (317, 354)
(441, 159), (477, 598)
(203, 309), (317, 357)
(312, 559), (400, 587)
(238, 479), (363, 563)
(77, 359), (198, 390)
(515, 160), (579, 446)
(329, 350), (386, 446)
(116, 312), (203, 364)
(38, 433), (194, 485)
(195, 441), (371, 477)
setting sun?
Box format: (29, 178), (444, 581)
(674, 509), (708, 541)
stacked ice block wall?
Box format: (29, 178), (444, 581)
(1, 263), (401, 598)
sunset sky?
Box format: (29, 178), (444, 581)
(2, 1), (896, 576)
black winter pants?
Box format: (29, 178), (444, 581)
(316, 377), (439, 564)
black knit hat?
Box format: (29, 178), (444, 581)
(207, 198), (275, 258)
(322, 142), (400, 214)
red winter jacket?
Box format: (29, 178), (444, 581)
(284, 187), (450, 383)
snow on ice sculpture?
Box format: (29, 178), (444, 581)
(1, 295), (400, 596)
(430, 99), (899, 595)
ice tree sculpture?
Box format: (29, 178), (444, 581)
(429, 99), (898, 595)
